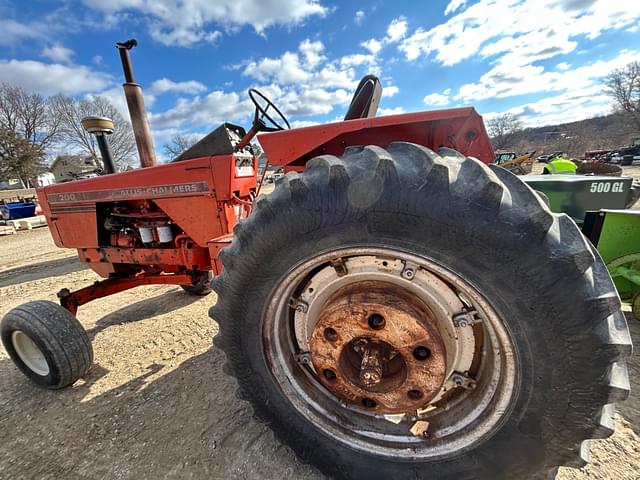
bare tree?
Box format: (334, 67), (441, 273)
(487, 113), (523, 151)
(0, 83), (60, 151)
(0, 128), (46, 187)
(605, 61), (640, 130)
(163, 134), (199, 160)
(51, 95), (137, 169)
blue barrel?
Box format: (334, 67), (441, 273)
(0, 200), (37, 220)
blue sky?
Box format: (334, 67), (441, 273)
(1, 0), (639, 159)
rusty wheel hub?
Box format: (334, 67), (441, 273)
(263, 249), (517, 458)
(310, 283), (446, 413)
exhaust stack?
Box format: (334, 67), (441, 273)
(116, 39), (157, 168)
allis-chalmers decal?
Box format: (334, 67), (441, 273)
(47, 181), (210, 204)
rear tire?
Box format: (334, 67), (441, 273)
(181, 271), (212, 296)
(210, 143), (631, 479)
(1, 300), (93, 388)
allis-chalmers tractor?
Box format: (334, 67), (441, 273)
(1, 40), (632, 479)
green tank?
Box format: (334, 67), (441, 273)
(523, 174), (636, 224)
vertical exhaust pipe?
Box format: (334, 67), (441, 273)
(116, 39), (157, 168)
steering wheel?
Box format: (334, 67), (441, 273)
(248, 88), (290, 132)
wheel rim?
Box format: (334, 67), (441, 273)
(263, 247), (518, 459)
(11, 330), (49, 376)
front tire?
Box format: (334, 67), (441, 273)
(181, 271), (213, 296)
(1, 300), (93, 388)
(210, 143), (631, 479)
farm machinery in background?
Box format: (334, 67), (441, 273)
(492, 150), (535, 175)
(492, 147), (640, 316)
(584, 137), (640, 165)
(0, 40), (633, 480)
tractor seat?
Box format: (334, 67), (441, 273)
(344, 75), (383, 121)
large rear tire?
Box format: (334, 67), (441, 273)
(210, 143), (631, 479)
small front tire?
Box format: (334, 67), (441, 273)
(181, 271), (213, 296)
(1, 300), (93, 389)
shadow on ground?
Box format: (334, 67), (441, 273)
(617, 311), (640, 435)
(0, 255), (87, 288)
(0, 349), (321, 479)
(87, 289), (203, 340)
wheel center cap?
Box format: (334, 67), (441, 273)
(309, 281), (447, 414)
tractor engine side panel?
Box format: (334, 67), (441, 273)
(36, 153), (257, 278)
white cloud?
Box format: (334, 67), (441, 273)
(156, 37), (363, 130)
(299, 39), (325, 68)
(242, 40), (358, 90)
(486, 85), (612, 127)
(150, 90), (253, 128)
(556, 62), (571, 70)
(354, 9), (365, 25)
(378, 106), (405, 116)
(386, 17), (408, 43)
(41, 44), (74, 64)
(291, 119), (320, 128)
(424, 92), (450, 106)
(359, 17), (408, 59)
(340, 54), (377, 67)
(399, 0), (640, 66)
(0, 19), (47, 45)
(456, 49), (640, 102)
(81, 0), (328, 46)
(382, 85), (399, 97)
(84, 87), (131, 119)
(476, 49), (640, 127)
(149, 78), (207, 95)
(444, 0), (466, 15)
(361, 38), (383, 55)
(244, 51), (311, 84)
(0, 59), (112, 96)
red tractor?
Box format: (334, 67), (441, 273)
(1, 40), (631, 480)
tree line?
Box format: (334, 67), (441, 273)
(0, 84), (136, 188)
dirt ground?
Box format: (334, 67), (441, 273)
(0, 168), (639, 480)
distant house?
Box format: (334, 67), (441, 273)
(0, 178), (23, 190)
(50, 155), (102, 183)
(36, 172), (55, 187)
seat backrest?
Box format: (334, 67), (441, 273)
(344, 75), (382, 121)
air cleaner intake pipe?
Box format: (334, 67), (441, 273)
(81, 116), (117, 174)
(116, 39), (157, 168)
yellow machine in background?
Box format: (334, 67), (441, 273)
(492, 151), (536, 175)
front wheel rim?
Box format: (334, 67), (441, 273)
(262, 247), (519, 460)
(11, 330), (50, 376)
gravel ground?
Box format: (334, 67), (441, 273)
(0, 167), (639, 480)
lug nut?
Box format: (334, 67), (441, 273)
(413, 346), (431, 361)
(367, 314), (386, 330)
